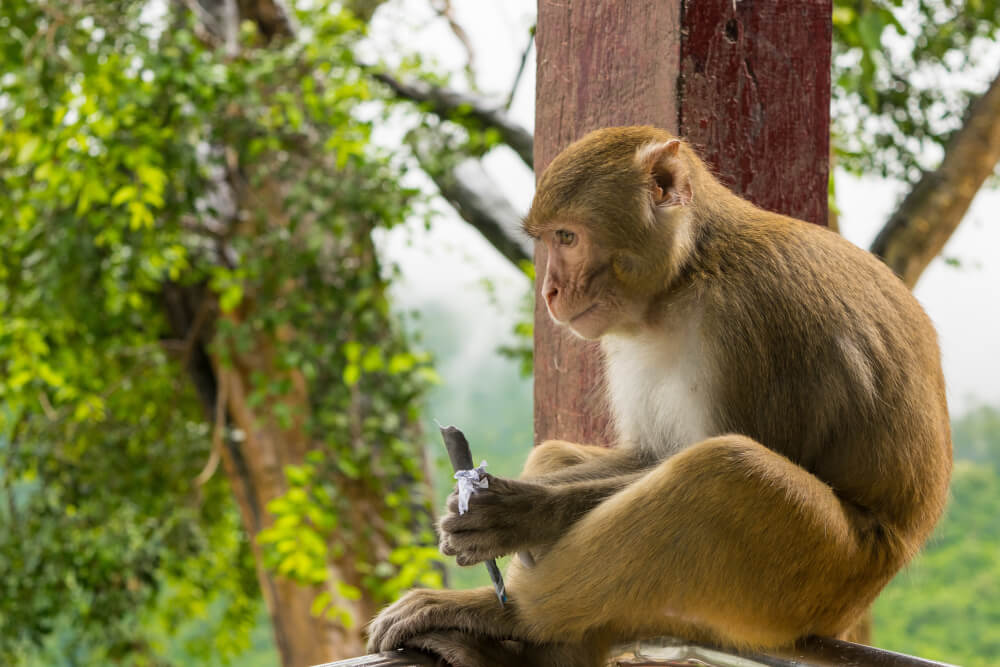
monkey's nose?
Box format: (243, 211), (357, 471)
(544, 284), (559, 306)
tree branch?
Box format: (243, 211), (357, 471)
(871, 66), (1000, 288)
(410, 142), (532, 266)
(506, 25), (535, 111)
(431, 0), (477, 81)
(374, 71), (535, 169)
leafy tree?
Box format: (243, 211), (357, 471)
(1, 1), (441, 663)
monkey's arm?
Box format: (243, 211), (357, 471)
(438, 440), (650, 565)
(439, 469), (644, 566)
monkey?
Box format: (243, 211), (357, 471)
(366, 126), (952, 667)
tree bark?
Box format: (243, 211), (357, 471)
(871, 67), (1000, 288)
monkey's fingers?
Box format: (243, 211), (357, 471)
(439, 511), (524, 565)
(439, 531), (509, 566)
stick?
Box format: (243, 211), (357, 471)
(438, 425), (507, 606)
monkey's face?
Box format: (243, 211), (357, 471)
(539, 223), (638, 340)
(527, 128), (697, 339)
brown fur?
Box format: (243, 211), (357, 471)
(367, 127), (952, 666)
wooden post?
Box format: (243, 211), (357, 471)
(533, 0), (832, 446)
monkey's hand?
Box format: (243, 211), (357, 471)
(439, 475), (558, 566)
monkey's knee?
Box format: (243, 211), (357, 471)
(664, 434), (797, 489)
(520, 439), (608, 478)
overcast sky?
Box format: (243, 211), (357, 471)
(369, 0), (1000, 416)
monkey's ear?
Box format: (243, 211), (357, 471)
(637, 140), (693, 208)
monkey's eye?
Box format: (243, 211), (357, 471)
(555, 229), (576, 246)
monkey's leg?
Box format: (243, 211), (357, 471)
(506, 434), (899, 649)
(519, 439), (616, 478)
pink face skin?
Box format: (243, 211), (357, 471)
(539, 223), (641, 340)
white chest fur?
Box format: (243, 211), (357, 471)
(602, 319), (713, 457)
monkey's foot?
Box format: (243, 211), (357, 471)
(367, 590), (446, 653)
(403, 630), (527, 667)
(368, 589), (508, 654)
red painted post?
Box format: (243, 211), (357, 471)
(533, 1), (832, 446)
(681, 2), (832, 226)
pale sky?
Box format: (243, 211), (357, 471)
(369, 0), (1000, 417)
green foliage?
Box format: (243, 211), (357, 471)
(1, 0), (441, 662)
(951, 403), (1000, 471)
(832, 0), (1000, 181)
(874, 406), (1000, 666)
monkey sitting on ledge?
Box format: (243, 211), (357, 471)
(366, 126), (952, 667)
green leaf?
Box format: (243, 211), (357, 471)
(336, 582), (362, 601)
(388, 353), (415, 374)
(219, 285), (243, 313)
(111, 184), (138, 207)
(17, 136), (41, 164)
(337, 458), (361, 480)
(343, 341), (362, 362)
(361, 346), (383, 372)
(310, 591), (332, 617)
(342, 363), (360, 386)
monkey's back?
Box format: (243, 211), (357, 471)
(697, 211), (952, 554)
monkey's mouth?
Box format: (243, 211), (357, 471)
(569, 304), (598, 323)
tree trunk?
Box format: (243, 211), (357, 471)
(213, 340), (370, 665)
(871, 66), (1000, 288)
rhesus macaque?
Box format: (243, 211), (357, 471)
(367, 126), (952, 667)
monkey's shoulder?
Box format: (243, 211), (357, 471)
(697, 215), (924, 324)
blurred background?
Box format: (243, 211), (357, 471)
(1, 0), (998, 665)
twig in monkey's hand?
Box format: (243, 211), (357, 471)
(438, 424), (508, 606)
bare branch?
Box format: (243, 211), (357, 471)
(409, 142), (532, 266)
(506, 25), (535, 111)
(373, 70), (535, 169)
(871, 66), (1000, 288)
(431, 0), (477, 80)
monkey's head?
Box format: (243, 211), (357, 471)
(524, 126), (695, 340)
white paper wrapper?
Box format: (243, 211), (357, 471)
(453, 461), (489, 514)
